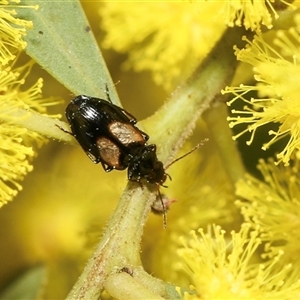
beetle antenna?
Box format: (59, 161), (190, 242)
(156, 184), (167, 229)
(165, 139), (208, 170)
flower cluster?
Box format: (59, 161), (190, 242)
(0, 0), (37, 64)
(0, 2), (58, 206)
(223, 26), (300, 166)
(99, 1), (300, 298)
(99, 1), (226, 90)
(2, 1), (300, 299)
(177, 224), (300, 299)
(236, 156), (300, 268)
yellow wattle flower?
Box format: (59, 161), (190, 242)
(0, 0), (38, 65)
(0, 61), (60, 206)
(177, 224), (300, 299)
(100, 1), (226, 90)
(99, 1), (295, 92)
(236, 156), (300, 270)
(222, 0), (295, 30)
(223, 16), (300, 165)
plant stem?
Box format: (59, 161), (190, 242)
(0, 108), (73, 143)
(142, 27), (248, 164)
(203, 100), (246, 185)
(67, 26), (247, 300)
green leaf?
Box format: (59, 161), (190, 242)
(15, 0), (120, 105)
(0, 265), (46, 300)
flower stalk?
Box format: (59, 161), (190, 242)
(2, 1), (298, 299)
(203, 100), (246, 186)
(67, 25), (248, 300)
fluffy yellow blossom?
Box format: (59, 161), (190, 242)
(236, 156), (300, 269)
(0, 61), (59, 206)
(0, 125), (33, 202)
(0, 0), (37, 65)
(224, 17), (300, 165)
(221, 0), (295, 31)
(142, 143), (237, 284)
(3, 1), (300, 299)
(100, 1), (226, 90)
(177, 224), (300, 299)
(99, 1), (295, 91)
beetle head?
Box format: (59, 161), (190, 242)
(127, 144), (167, 186)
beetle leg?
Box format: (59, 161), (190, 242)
(104, 83), (112, 103)
(165, 173), (172, 181)
(104, 84), (138, 124)
(55, 124), (73, 136)
(101, 161), (114, 172)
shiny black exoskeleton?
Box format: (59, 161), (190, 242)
(65, 94), (168, 186)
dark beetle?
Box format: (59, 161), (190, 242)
(61, 93), (204, 227)
(65, 95), (168, 187)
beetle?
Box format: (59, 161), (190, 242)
(61, 92), (204, 226)
(65, 95), (150, 172)
(63, 94), (171, 187)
